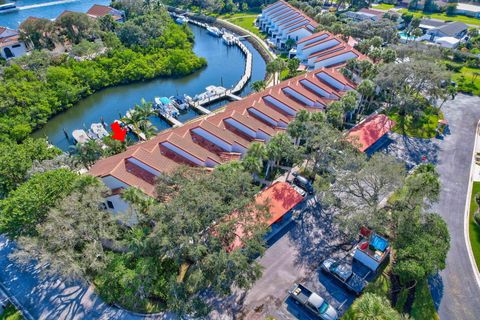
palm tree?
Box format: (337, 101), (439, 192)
(251, 80), (266, 92)
(71, 139), (102, 169)
(343, 293), (401, 320)
(244, 142), (267, 177)
(357, 79), (375, 116)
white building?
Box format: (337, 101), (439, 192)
(289, 31), (368, 69)
(257, 0), (318, 49)
(0, 27), (27, 60)
(455, 3), (480, 18)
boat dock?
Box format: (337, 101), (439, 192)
(189, 103), (211, 115)
(170, 12), (253, 107)
(158, 111), (183, 127)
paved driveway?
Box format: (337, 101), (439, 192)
(0, 235), (155, 320)
(431, 94), (480, 320)
(236, 198), (355, 320)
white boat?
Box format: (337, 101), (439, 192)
(222, 33), (236, 45)
(90, 123), (109, 139)
(0, 2), (18, 13)
(207, 26), (222, 37)
(170, 95), (189, 111)
(176, 16), (188, 24)
(154, 97), (180, 118)
(72, 129), (91, 144)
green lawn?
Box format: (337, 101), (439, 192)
(452, 66), (480, 96)
(387, 107), (443, 139)
(410, 280), (439, 320)
(469, 181), (480, 271)
(219, 14), (265, 39)
(372, 3), (396, 10)
(398, 9), (480, 26)
(0, 304), (23, 320)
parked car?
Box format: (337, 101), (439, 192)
(321, 258), (367, 295)
(288, 283), (338, 320)
(292, 174), (314, 194)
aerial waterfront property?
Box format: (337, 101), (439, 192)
(1, 0), (480, 319)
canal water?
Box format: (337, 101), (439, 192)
(2, 2), (267, 150)
(32, 23), (266, 150)
(0, 0), (111, 29)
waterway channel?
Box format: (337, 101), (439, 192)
(2, 2), (267, 150)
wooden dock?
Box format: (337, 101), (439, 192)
(170, 12), (253, 108)
(157, 111), (183, 127)
(189, 102), (212, 114)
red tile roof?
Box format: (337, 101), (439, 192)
(89, 68), (357, 195)
(347, 114), (395, 152)
(87, 4), (113, 17)
(0, 26), (20, 48)
(228, 181), (304, 251)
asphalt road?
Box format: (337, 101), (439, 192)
(0, 235), (151, 320)
(433, 94), (480, 320)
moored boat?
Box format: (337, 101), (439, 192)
(154, 97), (180, 118)
(0, 2), (18, 13)
(72, 129), (90, 144)
(90, 123), (109, 139)
(222, 32), (236, 45)
(176, 16), (188, 24)
(170, 95), (189, 111)
(207, 26), (222, 37)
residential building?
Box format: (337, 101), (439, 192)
(426, 21), (468, 39)
(347, 114), (395, 154)
(257, 0), (318, 49)
(228, 181), (305, 251)
(0, 26), (27, 59)
(455, 3), (480, 18)
(344, 8), (386, 21)
(291, 31), (368, 69)
(89, 67), (356, 211)
(86, 4), (125, 22)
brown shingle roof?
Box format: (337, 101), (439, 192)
(89, 67), (357, 195)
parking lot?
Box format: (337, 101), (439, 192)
(230, 196), (376, 320)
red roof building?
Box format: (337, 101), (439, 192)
(89, 67), (356, 201)
(86, 4), (125, 22)
(347, 114), (395, 152)
(228, 181), (304, 251)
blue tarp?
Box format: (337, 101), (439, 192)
(370, 234), (389, 252)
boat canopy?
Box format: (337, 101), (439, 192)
(160, 97), (171, 105)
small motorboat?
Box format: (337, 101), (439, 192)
(154, 97), (180, 118)
(176, 16), (188, 24)
(207, 26), (222, 37)
(170, 95), (189, 111)
(72, 129), (91, 144)
(222, 32), (236, 45)
(90, 123), (109, 139)
(0, 2), (18, 13)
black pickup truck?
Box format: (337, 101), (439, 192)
(321, 258), (367, 295)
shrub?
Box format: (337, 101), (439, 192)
(474, 211), (480, 225)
